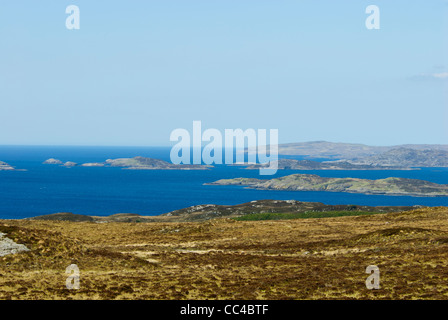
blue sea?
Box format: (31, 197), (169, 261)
(1, 146), (448, 219)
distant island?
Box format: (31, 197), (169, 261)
(274, 141), (448, 161)
(207, 174), (448, 197)
(244, 159), (416, 171)
(43, 156), (211, 170)
(341, 148), (448, 167)
(0, 161), (25, 171)
(105, 156), (211, 170)
(42, 158), (63, 165)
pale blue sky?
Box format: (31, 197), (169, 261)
(0, 0), (447, 146)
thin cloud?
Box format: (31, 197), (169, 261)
(410, 72), (448, 81)
(432, 72), (448, 79)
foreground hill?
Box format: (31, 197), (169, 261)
(2, 206), (448, 299)
(158, 200), (416, 221)
(208, 174), (448, 197)
(25, 200), (416, 223)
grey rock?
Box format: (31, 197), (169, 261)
(0, 232), (30, 257)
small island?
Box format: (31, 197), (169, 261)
(43, 159), (77, 167)
(105, 156), (211, 170)
(43, 156), (211, 170)
(207, 174), (448, 197)
(42, 158), (63, 165)
(0, 161), (26, 171)
(0, 161), (15, 171)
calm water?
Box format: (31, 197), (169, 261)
(1, 146), (448, 219)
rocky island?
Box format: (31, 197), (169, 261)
(207, 174), (448, 197)
(0, 161), (25, 171)
(105, 156), (211, 170)
(0, 161), (15, 171)
(42, 158), (63, 165)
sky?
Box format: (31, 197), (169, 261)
(0, 0), (447, 146)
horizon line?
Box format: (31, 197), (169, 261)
(1, 140), (448, 148)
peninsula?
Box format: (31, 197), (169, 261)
(207, 174), (448, 197)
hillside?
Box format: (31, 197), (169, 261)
(24, 200), (416, 223)
(2, 206), (448, 299)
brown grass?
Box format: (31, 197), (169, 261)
(2, 207), (448, 300)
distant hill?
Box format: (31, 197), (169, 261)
(28, 212), (94, 222)
(244, 159), (415, 171)
(275, 141), (448, 160)
(345, 148), (448, 167)
(208, 174), (448, 197)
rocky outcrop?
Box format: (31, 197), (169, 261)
(0, 232), (30, 257)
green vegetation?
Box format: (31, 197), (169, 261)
(233, 210), (379, 221)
